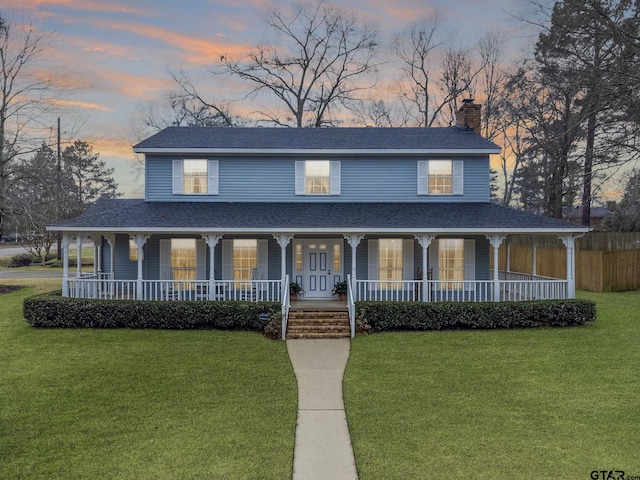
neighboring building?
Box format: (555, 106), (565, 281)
(49, 100), (589, 335)
(564, 202), (616, 229)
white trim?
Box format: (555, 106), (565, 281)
(50, 226), (590, 235)
(134, 147), (502, 155)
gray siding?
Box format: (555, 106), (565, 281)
(145, 155), (490, 203)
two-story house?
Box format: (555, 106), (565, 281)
(50, 100), (589, 335)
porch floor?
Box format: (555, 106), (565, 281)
(290, 300), (348, 311)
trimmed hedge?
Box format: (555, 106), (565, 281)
(23, 292), (281, 333)
(356, 299), (596, 332)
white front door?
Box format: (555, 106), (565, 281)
(293, 239), (343, 299)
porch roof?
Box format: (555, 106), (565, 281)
(49, 199), (589, 235)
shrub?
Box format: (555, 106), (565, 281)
(355, 300), (596, 332)
(263, 314), (283, 340)
(23, 293), (282, 335)
(7, 253), (37, 268)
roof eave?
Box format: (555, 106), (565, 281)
(132, 147), (502, 156)
(47, 226), (591, 235)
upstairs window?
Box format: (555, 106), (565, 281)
(418, 160), (463, 195)
(428, 160), (453, 194)
(183, 160), (208, 194)
(305, 160), (330, 194)
(295, 160), (340, 195)
(172, 159), (218, 195)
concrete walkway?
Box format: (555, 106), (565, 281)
(287, 339), (358, 480)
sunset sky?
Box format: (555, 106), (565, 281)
(4, 0), (538, 197)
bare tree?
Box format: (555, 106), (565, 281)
(221, 0), (379, 127)
(436, 43), (479, 125)
(0, 12), (63, 238)
(393, 15), (485, 127)
(134, 70), (235, 134)
(392, 14), (442, 127)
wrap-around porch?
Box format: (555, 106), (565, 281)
(60, 231), (579, 303)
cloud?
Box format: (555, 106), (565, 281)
(4, 0), (149, 16)
(47, 98), (115, 111)
(93, 21), (250, 64)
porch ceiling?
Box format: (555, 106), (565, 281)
(48, 199), (589, 235)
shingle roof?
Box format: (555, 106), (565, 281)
(50, 199), (588, 234)
(133, 126), (501, 152)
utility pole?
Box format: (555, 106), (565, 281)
(56, 117), (62, 260)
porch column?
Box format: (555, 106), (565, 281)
(344, 235), (364, 297)
(94, 235), (101, 275)
(130, 234), (151, 300)
(486, 235), (506, 302)
(61, 233), (71, 297)
(560, 235), (576, 298)
(505, 237), (511, 273)
(202, 234), (222, 300)
(104, 234), (115, 278)
(273, 235), (294, 280)
(76, 234), (84, 278)
(415, 235), (435, 302)
(531, 236), (537, 278)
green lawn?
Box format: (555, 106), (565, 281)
(0, 286), (297, 480)
(344, 291), (640, 479)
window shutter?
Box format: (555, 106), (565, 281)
(196, 239), (207, 280)
(222, 239), (233, 280)
(417, 161), (428, 195)
(368, 239), (378, 281)
(160, 239), (171, 280)
(464, 239), (475, 280)
(428, 240), (439, 280)
(330, 161), (341, 195)
(453, 160), (464, 195)
(295, 161), (305, 195)
(172, 160), (183, 195)
(258, 239), (268, 279)
(403, 239), (414, 280)
(208, 160), (218, 195)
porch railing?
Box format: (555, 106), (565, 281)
(354, 278), (567, 302)
(66, 278), (284, 302)
(347, 274), (355, 338)
(281, 274), (290, 340)
(65, 275), (567, 303)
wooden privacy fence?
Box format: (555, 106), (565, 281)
(493, 245), (640, 292)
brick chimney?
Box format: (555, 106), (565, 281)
(456, 98), (482, 135)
